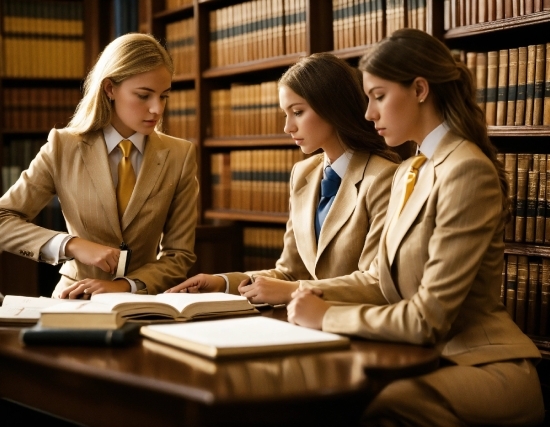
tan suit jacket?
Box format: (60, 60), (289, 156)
(300, 131), (540, 366)
(224, 151), (398, 294)
(0, 128), (198, 296)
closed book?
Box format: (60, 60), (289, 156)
(524, 45), (536, 125)
(506, 254), (518, 320)
(20, 323), (141, 347)
(476, 52), (488, 113)
(485, 51), (499, 125)
(515, 255), (528, 331)
(506, 48), (519, 125)
(496, 49), (509, 125)
(533, 44), (545, 125)
(541, 258), (550, 336)
(141, 316), (350, 359)
(525, 169), (539, 243)
(515, 153), (532, 242)
(545, 43), (550, 126)
(39, 293), (258, 330)
(535, 154), (547, 244)
(526, 260), (540, 335)
(515, 46), (528, 125)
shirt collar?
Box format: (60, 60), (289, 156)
(103, 124), (146, 154)
(417, 122), (450, 160)
(324, 151), (352, 179)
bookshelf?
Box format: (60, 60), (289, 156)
(137, 0), (550, 354)
(0, 0), (112, 296)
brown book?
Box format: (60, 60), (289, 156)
(525, 0), (534, 13)
(496, 0), (504, 19)
(501, 258), (506, 304)
(466, 51), (477, 81)
(535, 154), (547, 244)
(533, 44), (545, 125)
(525, 169), (539, 243)
(524, 45), (537, 126)
(506, 48), (519, 126)
(504, 153), (517, 242)
(478, 0), (487, 22)
(496, 49), (509, 126)
(544, 0), (550, 10)
(545, 43), (550, 126)
(210, 153), (222, 209)
(545, 155), (550, 244)
(506, 254), (518, 320)
(515, 153), (532, 242)
(526, 260), (539, 335)
(485, 51), (499, 125)
(541, 258), (550, 336)
(514, 46), (528, 125)
(515, 255), (528, 331)
(476, 52), (488, 114)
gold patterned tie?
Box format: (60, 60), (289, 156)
(116, 139), (136, 218)
(396, 153), (427, 216)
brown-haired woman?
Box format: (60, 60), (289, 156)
(167, 53), (400, 305)
(288, 29), (544, 426)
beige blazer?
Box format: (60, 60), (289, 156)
(300, 131), (540, 366)
(224, 151), (398, 294)
(0, 128), (198, 296)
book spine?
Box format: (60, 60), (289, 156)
(506, 48), (519, 126)
(485, 51), (499, 126)
(515, 255), (528, 331)
(533, 44), (546, 125)
(506, 254), (518, 320)
(496, 49), (509, 126)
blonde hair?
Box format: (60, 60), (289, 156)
(359, 28), (509, 218)
(67, 33), (174, 135)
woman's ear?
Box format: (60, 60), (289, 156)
(413, 77), (429, 104)
(103, 79), (114, 101)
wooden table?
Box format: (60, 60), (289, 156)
(0, 307), (440, 427)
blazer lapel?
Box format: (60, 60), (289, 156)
(78, 131), (122, 241)
(293, 155), (323, 274)
(317, 152), (369, 257)
(121, 131), (169, 230)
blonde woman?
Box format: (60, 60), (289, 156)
(0, 33), (198, 298)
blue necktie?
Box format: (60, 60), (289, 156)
(315, 165), (341, 241)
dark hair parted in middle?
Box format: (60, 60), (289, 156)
(279, 52), (400, 163)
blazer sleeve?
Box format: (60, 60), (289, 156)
(0, 133), (64, 261)
(321, 156), (504, 345)
(128, 142), (198, 294)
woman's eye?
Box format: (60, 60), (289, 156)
(293, 111), (302, 116)
(137, 94), (148, 100)
(375, 95), (384, 101)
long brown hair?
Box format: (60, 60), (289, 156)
(359, 28), (509, 217)
(279, 53), (400, 163)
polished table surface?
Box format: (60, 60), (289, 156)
(0, 306), (440, 427)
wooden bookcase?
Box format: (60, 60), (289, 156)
(138, 0), (550, 354)
(0, 0), (113, 296)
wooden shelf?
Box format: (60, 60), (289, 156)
(203, 135), (292, 148)
(205, 209), (288, 224)
(444, 11), (550, 39)
(202, 54), (305, 78)
(153, 4), (193, 21)
(505, 243), (550, 258)
(489, 126), (550, 137)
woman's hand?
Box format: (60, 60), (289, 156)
(65, 237), (120, 275)
(287, 288), (329, 330)
(238, 276), (299, 305)
(59, 279), (131, 299)
(164, 274), (226, 293)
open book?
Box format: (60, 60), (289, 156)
(140, 316), (350, 359)
(39, 293), (258, 329)
(0, 295), (83, 326)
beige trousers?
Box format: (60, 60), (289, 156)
(363, 359), (545, 427)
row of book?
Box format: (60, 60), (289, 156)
(333, 0), (427, 51)
(210, 81), (285, 137)
(210, 149), (306, 213)
(503, 254), (550, 337)
(165, 18), (196, 76)
(461, 43), (550, 127)
(2, 137), (42, 194)
(243, 226), (285, 272)
(165, 0), (193, 10)
(165, 89), (197, 140)
(499, 153), (550, 244)
(445, 0), (550, 30)
(209, 0), (304, 68)
(2, 87), (81, 131)
(2, 0), (85, 78)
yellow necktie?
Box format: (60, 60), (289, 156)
(396, 153), (427, 216)
(116, 139), (136, 218)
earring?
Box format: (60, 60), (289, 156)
(419, 98), (425, 104)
